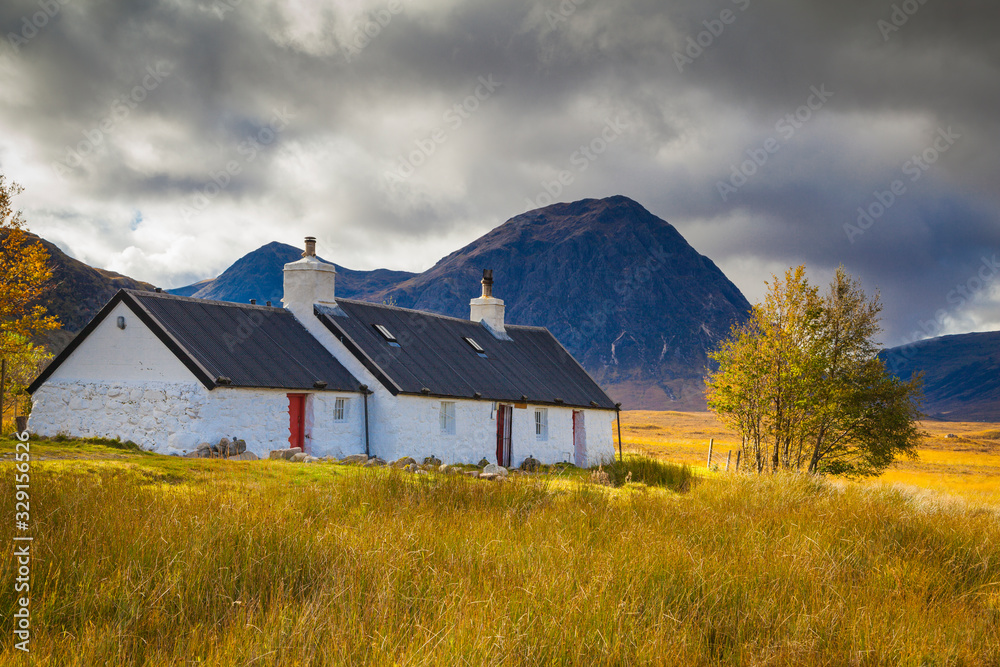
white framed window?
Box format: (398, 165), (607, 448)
(535, 408), (548, 441)
(440, 401), (456, 435)
(333, 397), (349, 422)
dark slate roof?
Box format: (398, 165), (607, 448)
(29, 290), (360, 394)
(315, 299), (617, 410)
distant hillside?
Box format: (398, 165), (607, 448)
(30, 234), (156, 353)
(882, 331), (1000, 422)
(169, 242), (416, 305)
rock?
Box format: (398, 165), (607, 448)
(217, 437), (232, 456)
(483, 463), (508, 477)
(477, 458), (491, 468)
(462, 471), (480, 479)
(438, 464), (451, 474)
(520, 457), (541, 472)
(415, 469), (429, 476)
(423, 455), (443, 467)
(233, 452), (259, 461)
(479, 473), (498, 481)
(183, 450), (201, 458)
(364, 457), (387, 467)
(341, 454), (369, 465)
(403, 463), (417, 473)
(303, 455), (321, 463)
(946, 433), (958, 439)
(290, 452), (308, 463)
(269, 447), (303, 460)
(392, 457), (417, 469)
(233, 439), (247, 455)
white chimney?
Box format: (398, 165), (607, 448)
(470, 269), (508, 338)
(282, 236), (336, 316)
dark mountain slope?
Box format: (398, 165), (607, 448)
(883, 331), (1000, 422)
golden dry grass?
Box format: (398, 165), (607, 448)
(618, 411), (1000, 506)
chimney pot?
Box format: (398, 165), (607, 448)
(481, 269), (493, 298)
(303, 236), (317, 258)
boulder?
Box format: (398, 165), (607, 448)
(477, 458), (491, 468)
(290, 452), (308, 463)
(183, 450), (201, 458)
(479, 473), (498, 481)
(462, 471), (480, 479)
(303, 455), (321, 463)
(403, 463), (417, 473)
(392, 457), (417, 469)
(233, 452), (259, 461)
(233, 439), (247, 455)
(423, 456), (443, 467)
(217, 437), (232, 456)
(483, 463), (508, 477)
(438, 464), (452, 474)
(341, 454), (369, 465)
(415, 469), (429, 476)
(520, 457), (541, 472)
(365, 457), (387, 467)
(269, 447), (303, 461)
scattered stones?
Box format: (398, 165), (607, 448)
(233, 451), (259, 461)
(341, 454), (369, 465)
(392, 457), (417, 469)
(483, 463), (508, 477)
(269, 447), (303, 461)
(423, 455), (443, 467)
(477, 458), (491, 468)
(520, 457), (540, 472)
(403, 463), (418, 473)
(364, 457), (387, 467)
(290, 452), (308, 463)
(438, 464), (452, 474)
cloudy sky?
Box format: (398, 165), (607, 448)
(1, 0), (997, 346)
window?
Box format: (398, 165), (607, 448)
(374, 324), (400, 347)
(440, 401), (456, 435)
(333, 397), (349, 422)
(463, 336), (487, 358)
(535, 408), (548, 441)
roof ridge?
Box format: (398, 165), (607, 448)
(334, 297), (546, 331)
(126, 288), (286, 312)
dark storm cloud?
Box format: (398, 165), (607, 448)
(0, 0), (996, 343)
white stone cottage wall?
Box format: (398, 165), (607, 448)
(28, 301), (366, 457)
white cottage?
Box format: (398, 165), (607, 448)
(28, 238), (618, 467)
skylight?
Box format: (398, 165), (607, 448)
(464, 337), (487, 358)
(374, 324), (400, 346)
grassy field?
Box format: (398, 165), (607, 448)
(1, 428), (999, 665)
(619, 411), (1000, 507)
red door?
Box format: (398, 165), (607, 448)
(288, 394), (305, 450)
(496, 404), (512, 467)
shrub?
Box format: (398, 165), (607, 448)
(603, 455), (695, 491)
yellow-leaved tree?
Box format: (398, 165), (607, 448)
(0, 174), (59, 424)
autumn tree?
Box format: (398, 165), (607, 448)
(706, 266), (923, 477)
(0, 175), (59, 420)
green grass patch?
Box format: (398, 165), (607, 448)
(603, 454), (696, 491)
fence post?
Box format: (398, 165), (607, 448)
(735, 450), (741, 472)
(707, 438), (714, 469)
(725, 450), (732, 472)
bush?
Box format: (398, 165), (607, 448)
(603, 455), (695, 491)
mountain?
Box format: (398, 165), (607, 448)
(30, 234), (156, 353)
(369, 197), (752, 409)
(172, 196), (752, 409)
(169, 242), (417, 305)
(882, 331), (1000, 422)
